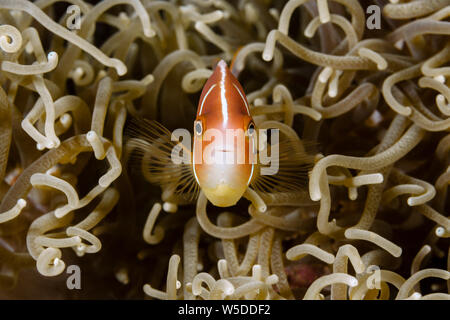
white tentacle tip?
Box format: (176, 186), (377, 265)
(310, 191), (321, 201)
(54, 208), (69, 218)
(47, 51), (58, 60)
(304, 28), (314, 38)
(144, 28), (156, 38)
(191, 285), (201, 296)
(401, 106), (412, 116)
(436, 94), (445, 104)
(265, 274), (279, 285)
(215, 11), (225, 20)
(372, 173), (384, 184)
(394, 40), (404, 50)
(163, 202), (178, 213)
(46, 141), (55, 149)
(36, 143), (45, 151)
(142, 74), (154, 86)
(112, 59), (127, 76)
(194, 21), (204, 30)
(224, 288), (234, 296)
(319, 67), (333, 83)
(434, 75), (445, 83)
(435, 227), (449, 237)
(17, 198), (27, 209)
(377, 61), (388, 70)
(59, 114), (72, 130)
(262, 50), (273, 61)
(223, 287), (234, 296)
(408, 292), (422, 300)
(143, 284), (152, 294)
(86, 130), (96, 141)
(74, 236), (82, 244)
(328, 88), (337, 98)
(252, 265), (262, 279)
(349, 278), (358, 287)
(25, 42), (33, 54)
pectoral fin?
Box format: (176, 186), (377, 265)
(251, 133), (315, 194)
(124, 118), (199, 202)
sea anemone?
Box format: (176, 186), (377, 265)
(0, 0), (449, 300)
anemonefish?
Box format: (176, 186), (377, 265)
(126, 59), (312, 207)
(192, 60), (255, 206)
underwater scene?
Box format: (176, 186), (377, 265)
(0, 0), (449, 300)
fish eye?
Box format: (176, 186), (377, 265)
(194, 120), (203, 136)
(247, 122), (255, 135)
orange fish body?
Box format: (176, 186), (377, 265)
(126, 60), (311, 208)
(193, 60), (255, 207)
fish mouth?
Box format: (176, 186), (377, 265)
(213, 146), (234, 153)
